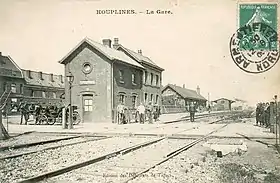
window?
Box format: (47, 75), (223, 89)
(156, 75), (159, 86)
(11, 98), (18, 112)
(132, 95), (137, 108)
(119, 93), (125, 104)
(82, 62), (93, 74)
(42, 91), (46, 98)
(144, 93), (148, 104)
(11, 83), (16, 93)
(84, 99), (93, 111)
(150, 94), (154, 104)
(150, 73), (154, 85)
(155, 95), (159, 104)
(221, 100), (225, 104)
(132, 73), (136, 85)
(20, 84), (23, 94)
(145, 71), (148, 84)
(3, 82), (7, 92)
(119, 70), (124, 82)
(53, 92), (56, 98)
(31, 90), (34, 97)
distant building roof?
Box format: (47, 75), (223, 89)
(0, 53), (23, 78)
(59, 37), (144, 69)
(115, 44), (164, 71)
(162, 84), (207, 101)
(22, 69), (64, 88)
(212, 98), (235, 103)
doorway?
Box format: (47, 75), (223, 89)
(82, 94), (94, 122)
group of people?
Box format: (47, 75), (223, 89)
(16, 100), (63, 125)
(116, 101), (161, 124)
(256, 102), (271, 128)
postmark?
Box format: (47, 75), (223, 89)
(230, 3), (279, 73)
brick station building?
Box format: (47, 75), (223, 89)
(0, 52), (64, 114)
(59, 37), (164, 123)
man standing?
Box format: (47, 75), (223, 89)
(189, 102), (196, 122)
(146, 101), (153, 124)
(19, 100), (29, 125)
(137, 102), (145, 124)
(117, 101), (125, 124)
(256, 103), (261, 126)
(34, 102), (42, 125)
(264, 102), (270, 128)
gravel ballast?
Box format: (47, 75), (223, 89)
(0, 137), (153, 183)
(0, 133), (74, 148)
(0, 136), (101, 158)
(44, 139), (194, 183)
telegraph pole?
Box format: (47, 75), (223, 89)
(274, 95), (278, 147)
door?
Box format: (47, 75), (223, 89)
(82, 94), (94, 122)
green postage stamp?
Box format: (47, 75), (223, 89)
(230, 2), (279, 73)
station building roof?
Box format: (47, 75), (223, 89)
(59, 37), (144, 69)
(162, 84), (207, 101)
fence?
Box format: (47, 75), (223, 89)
(161, 105), (186, 114)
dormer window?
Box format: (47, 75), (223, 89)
(27, 70), (32, 79)
(39, 72), (43, 80)
(50, 74), (54, 82)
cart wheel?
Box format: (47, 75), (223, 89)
(38, 115), (48, 125)
(57, 112), (62, 123)
(47, 116), (56, 125)
(73, 112), (81, 125)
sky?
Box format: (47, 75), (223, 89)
(0, 0), (279, 106)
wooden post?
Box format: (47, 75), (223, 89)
(62, 107), (67, 129)
(270, 102), (275, 133)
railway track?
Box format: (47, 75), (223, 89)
(14, 113), (239, 183)
(0, 136), (159, 183)
(0, 136), (110, 160)
(0, 135), (81, 151)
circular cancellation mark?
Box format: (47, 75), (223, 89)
(230, 22), (280, 73)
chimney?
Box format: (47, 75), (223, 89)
(60, 75), (64, 83)
(113, 38), (119, 49)
(102, 39), (112, 48)
(183, 84), (185, 88)
(27, 70), (32, 78)
(50, 73), (54, 82)
(196, 85), (200, 95)
(138, 49), (142, 55)
(39, 71), (43, 80)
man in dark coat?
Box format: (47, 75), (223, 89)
(19, 100), (29, 125)
(256, 103), (261, 126)
(264, 102), (270, 128)
(189, 102), (196, 122)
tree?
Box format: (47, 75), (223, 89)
(0, 106), (10, 140)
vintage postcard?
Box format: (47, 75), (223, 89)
(0, 0), (280, 183)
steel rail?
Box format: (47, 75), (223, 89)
(18, 137), (166, 183)
(16, 112), (240, 183)
(0, 135), (81, 151)
(0, 136), (110, 160)
(122, 115), (239, 183)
